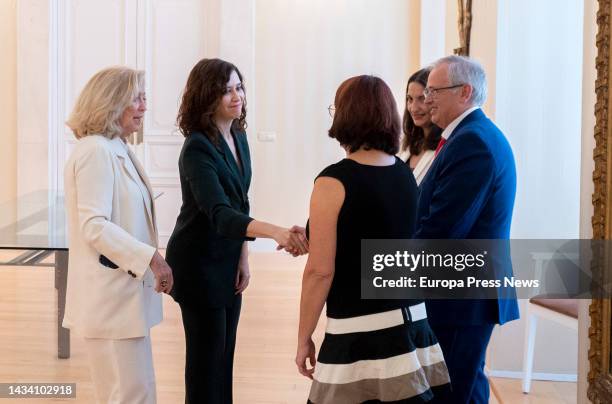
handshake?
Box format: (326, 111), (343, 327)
(275, 225), (309, 257)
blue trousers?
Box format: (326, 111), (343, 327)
(428, 324), (495, 404)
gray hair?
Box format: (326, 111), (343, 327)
(432, 55), (487, 106)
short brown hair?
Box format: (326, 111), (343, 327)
(177, 58), (247, 143)
(328, 75), (400, 155)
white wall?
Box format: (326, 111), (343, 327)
(250, 0), (415, 248)
(0, 0), (17, 204)
(469, 0), (498, 117)
(17, 0), (49, 196)
(487, 0), (583, 377)
(420, 0), (446, 66)
(216, 0), (255, 125)
(497, 0), (582, 240)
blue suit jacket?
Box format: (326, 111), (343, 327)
(415, 109), (519, 325)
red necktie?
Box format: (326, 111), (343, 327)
(434, 137), (447, 156)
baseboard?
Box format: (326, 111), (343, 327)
(487, 369), (577, 383)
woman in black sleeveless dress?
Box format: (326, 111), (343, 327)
(296, 75), (450, 403)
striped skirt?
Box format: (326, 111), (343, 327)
(308, 303), (450, 404)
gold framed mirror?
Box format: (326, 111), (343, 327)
(589, 1), (612, 401)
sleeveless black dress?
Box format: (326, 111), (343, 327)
(307, 158), (450, 404)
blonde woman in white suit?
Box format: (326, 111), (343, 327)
(63, 66), (173, 404)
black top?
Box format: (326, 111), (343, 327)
(314, 157), (419, 319)
(166, 130), (254, 307)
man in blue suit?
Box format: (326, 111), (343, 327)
(415, 55), (519, 403)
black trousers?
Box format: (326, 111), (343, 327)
(179, 295), (242, 404)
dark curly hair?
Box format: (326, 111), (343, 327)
(328, 75), (400, 155)
(177, 58), (247, 143)
(401, 68), (441, 156)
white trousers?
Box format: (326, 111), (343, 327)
(83, 335), (157, 404)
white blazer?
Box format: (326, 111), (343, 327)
(62, 135), (162, 339)
(398, 149), (436, 185)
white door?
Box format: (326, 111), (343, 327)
(53, 0), (212, 246)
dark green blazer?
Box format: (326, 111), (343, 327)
(166, 129), (254, 307)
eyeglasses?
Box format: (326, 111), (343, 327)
(328, 104), (336, 118)
(423, 84), (464, 99)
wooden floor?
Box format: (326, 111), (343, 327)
(0, 251), (576, 403)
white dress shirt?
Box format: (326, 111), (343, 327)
(440, 106), (480, 141)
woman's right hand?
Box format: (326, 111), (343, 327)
(296, 337), (317, 379)
(274, 226), (309, 256)
(149, 251), (174, 294)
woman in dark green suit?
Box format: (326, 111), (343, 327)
(166, 58), (307, 404)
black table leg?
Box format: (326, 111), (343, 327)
(54, 250), (70, 359)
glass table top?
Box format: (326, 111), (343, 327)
(0, 190), (67, 250)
